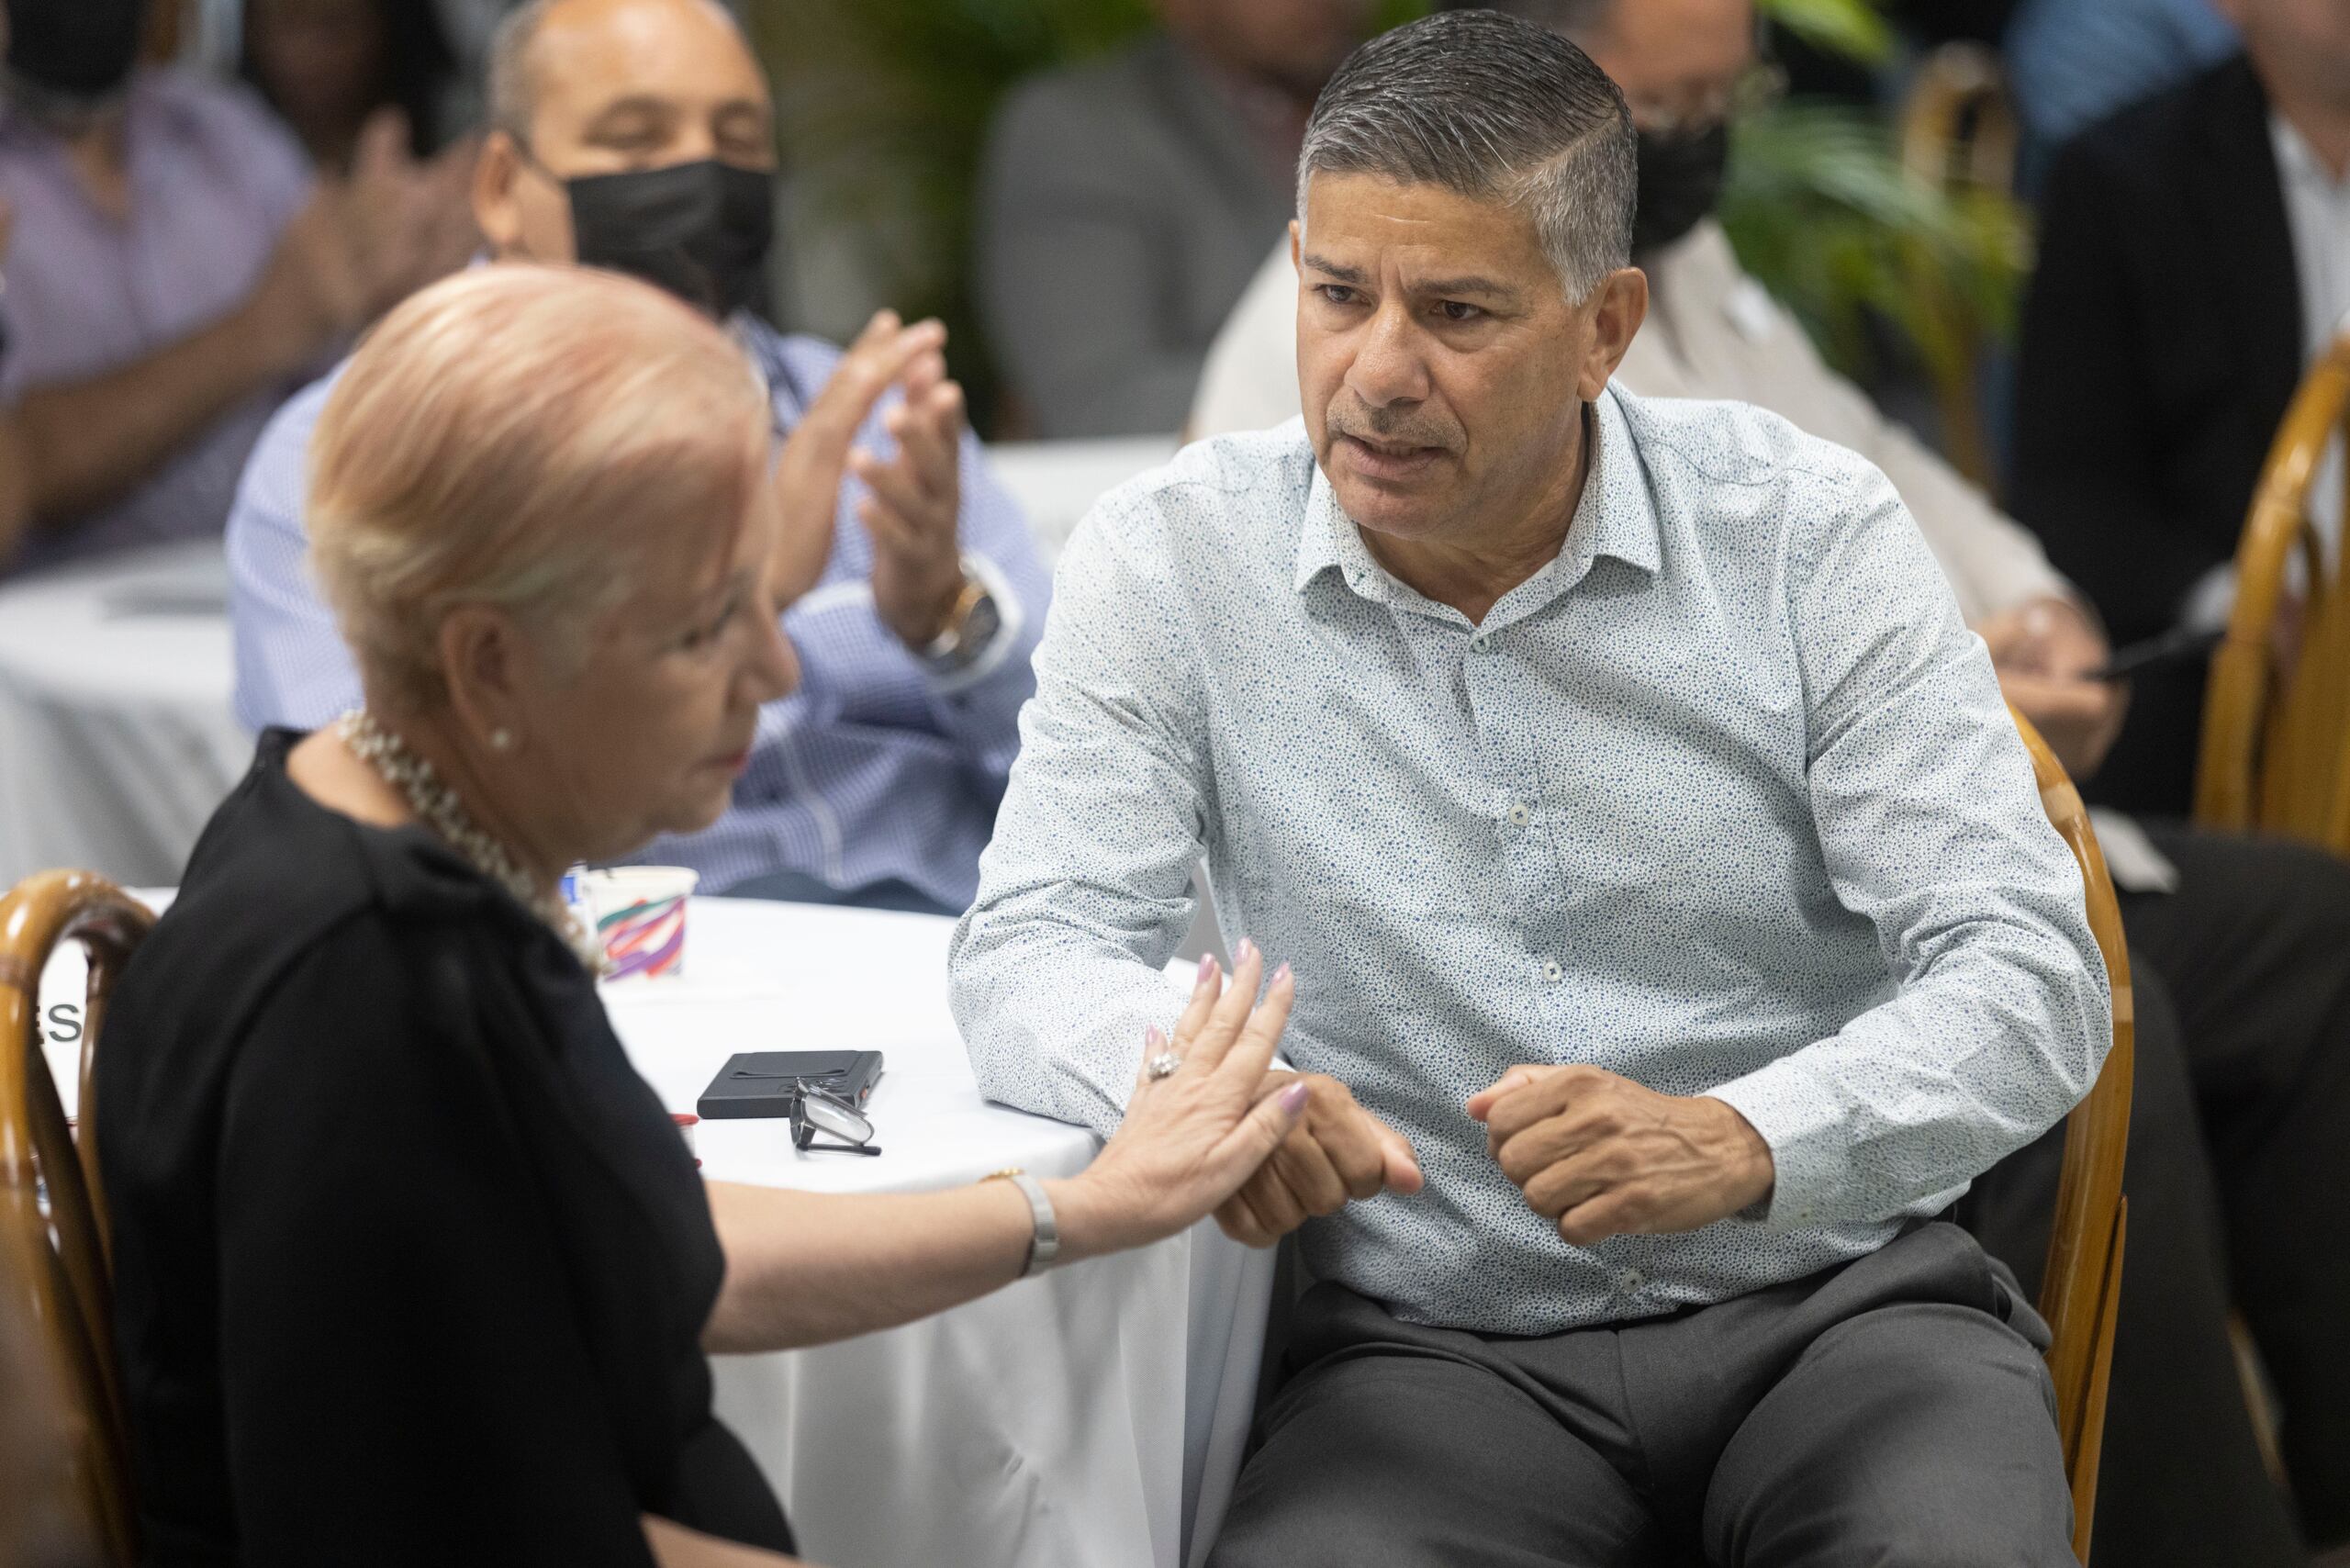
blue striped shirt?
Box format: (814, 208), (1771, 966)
(225, 318), (1051, 910)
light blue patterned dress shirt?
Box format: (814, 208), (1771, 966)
(226, 318), (1051, 910)
(949, 386), (2109, 1336)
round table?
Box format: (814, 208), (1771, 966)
(0, 542), (251, 890)
(39, 893), (1274, 1568)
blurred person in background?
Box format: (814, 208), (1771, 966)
(2003, 0), (2238, 192)
(240, 0), (467, 171)
(974, 0), (1372, 437)
(229, 0), (1052, 918)
(2012, 0), (2350, 822)
(0, 0), (473, 578)
(1192, 3), (2350, 1562)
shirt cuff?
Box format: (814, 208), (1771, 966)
(1707, 1055), (1847, 1231)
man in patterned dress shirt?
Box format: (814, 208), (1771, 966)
(227, 0), (1050, 914)
(951, 14), (2108, 1563)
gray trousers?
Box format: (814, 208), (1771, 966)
(1207, 1222), (2073, 1568)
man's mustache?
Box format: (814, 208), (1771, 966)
(1326, 400), (1461, 453)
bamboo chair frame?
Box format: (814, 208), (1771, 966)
(2195, 330), (2350, 849)
(2010, 711), (2134, 1563)
(1, 870), (156, 1565)
(1897, 41), (2019, 494)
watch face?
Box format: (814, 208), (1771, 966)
(925, 584), (1001, 672)
(960, 592), (1002, 654)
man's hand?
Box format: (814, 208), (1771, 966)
(1468, 1065), (1773, 1248)
(1978, 596), (2127, 781)
(1214, 1067), (1423, 1248)
(765, 309), (948, 609)
(250, 109), (478, 371)
(339, 110), (479, 313)
(848, 341), (968, 650)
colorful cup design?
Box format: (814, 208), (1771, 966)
(577, 867), (699, 981)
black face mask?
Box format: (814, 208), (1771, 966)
(1630, 120), (1729, 257)
(563, 159), (775, 321)
(5, 0), (145, 107)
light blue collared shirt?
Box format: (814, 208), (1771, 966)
(949, 387), (2109, 1336)
(226, 317), (1051, 910)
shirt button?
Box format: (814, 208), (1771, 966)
(1539, 959), (1564, 984)
(1506, 802), (1533, 827)
(1616, 1267), (1645, 1293)
(1471, 634), (1491, 653)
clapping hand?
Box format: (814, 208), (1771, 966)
(1469, 1065), (1773, 1247)
(847, 339), (967, 650)
(1060, 946), (1321, 1255)
(764, 309), (952, 610)
(257, 108), (478, 364)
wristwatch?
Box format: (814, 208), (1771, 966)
(983, 1167), (1060, 1277)
(920, 558), (1002, 677)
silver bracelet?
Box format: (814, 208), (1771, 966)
(985, 1168), (1060, 1278)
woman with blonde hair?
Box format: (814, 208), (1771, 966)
(95, 264), (1307, 1566)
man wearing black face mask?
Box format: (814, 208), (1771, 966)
(226, 0), (1055, 922)
(1191, 3), (2350, 1564)
(0, 0), (471, 577)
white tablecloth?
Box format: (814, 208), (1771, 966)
(39, 894), (1273, 1568)
(0, 441), (1181, 894)
(0, 543), (250, 890)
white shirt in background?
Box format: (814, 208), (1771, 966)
(2270, 111), (2350, 554)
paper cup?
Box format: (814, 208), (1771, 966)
(578, 867), (699, 981)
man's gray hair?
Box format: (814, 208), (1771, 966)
(1297, 9), (1637, 302)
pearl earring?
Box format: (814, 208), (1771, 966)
(490, 728), (514, 753)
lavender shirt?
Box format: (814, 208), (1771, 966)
(0, 69), (312, 577)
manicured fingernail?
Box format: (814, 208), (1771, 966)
(1280, 1082), (1310, 1114)
(1272, 962), (1292, 986)
(1144, 1025), (1165, 1048)
(1236, 937), (1255, 963)
(1196, 954), (1215, 984)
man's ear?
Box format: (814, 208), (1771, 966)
(473, 130), (528, 255)
(1577, 266), (1650, 402)
(1289, 218), (1303, 275)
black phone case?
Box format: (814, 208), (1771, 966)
(697, 1050), (885, 1119)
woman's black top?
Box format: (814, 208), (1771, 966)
(98, 730), (793, 1565)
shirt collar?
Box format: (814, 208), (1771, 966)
(1293, 385), (1663, 610)
(2270, 110), (2350, 198)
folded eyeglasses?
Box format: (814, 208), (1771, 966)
(722, 1070), (882, 1156)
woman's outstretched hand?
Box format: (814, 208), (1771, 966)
(1056, 946), (1311, 1259)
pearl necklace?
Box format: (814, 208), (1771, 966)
(336, 710), (607, 975)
